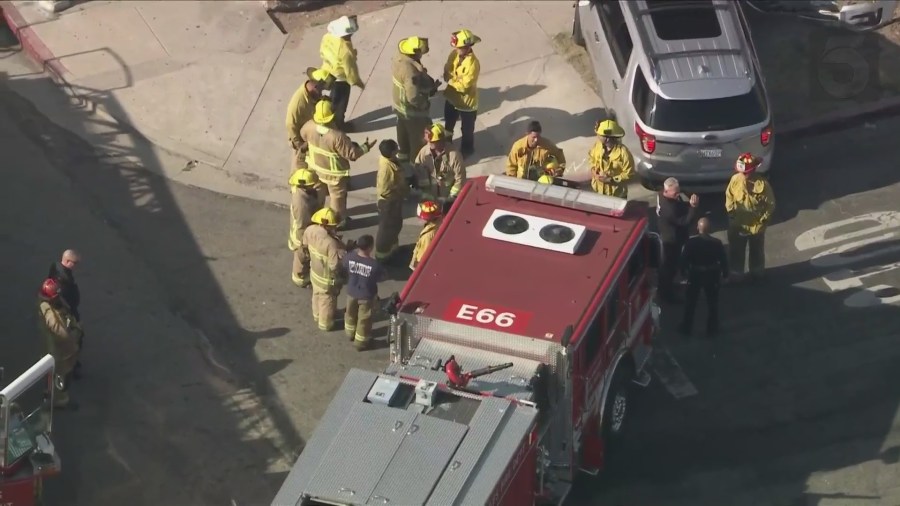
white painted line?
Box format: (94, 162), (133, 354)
(650, 346), (699, 399)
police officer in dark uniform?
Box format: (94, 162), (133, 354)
(678, 217), (728, 337)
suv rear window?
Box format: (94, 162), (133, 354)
(646, 0), (722, 40)
(632, 70), (768, 132)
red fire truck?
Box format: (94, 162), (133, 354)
(272, 175), (662, 506)
(1, 355), (62, 506)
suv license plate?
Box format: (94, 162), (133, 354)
(699, 148), (722, 158)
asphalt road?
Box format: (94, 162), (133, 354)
(573, 119), (900, 505)
(3, 49), (900, 506)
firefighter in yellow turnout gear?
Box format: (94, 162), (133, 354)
(443, 29), (481, 157)
(288, 168), (323, 287)
(414, 124), (466, 202)
(37, 278), (82, 409)
(393, 36), (440, 164)
(320, 15), (363, 129)
(506, 120), (566, 179)
(285, 67), (335, 172)
(301, 99), (376, 228)
(725, 153), (776, 280)
(589, 119), (635, 199)
(375, 139), (408, 260)
(410, 200), (442, 271)
(302, 208), (348, 331)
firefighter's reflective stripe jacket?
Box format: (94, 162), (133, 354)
(443, 51), (480, 112)
(300, 121), (368, 177)
(38, 300), (80, 363)
(725, 173), (776, 236)
(377, 156), (409, 201)
(589, 142), (635, 199)
(507, 136), (567, 178)
(288, 187), (319, 251)
(414, 145), (466, 199)
(320, 33), (361, 85)
(392, 53), (434, 118)
(303, 224), (346, 289)
(285, 83), (314, 144)
(410, 219), (440, 270)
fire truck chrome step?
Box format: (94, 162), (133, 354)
(578, 466), (600, 476)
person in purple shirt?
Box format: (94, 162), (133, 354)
(341, 235), (387, 350)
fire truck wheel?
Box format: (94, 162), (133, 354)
(602, 363), (633, 440)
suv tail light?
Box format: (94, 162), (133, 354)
(760, 124), (772, 147)
(635, 122), (656, 154)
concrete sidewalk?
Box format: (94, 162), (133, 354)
(2, 0), (638, 214)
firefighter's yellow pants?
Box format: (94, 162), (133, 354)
(345, 296), (376, 344)
(375, 198), (403, 259)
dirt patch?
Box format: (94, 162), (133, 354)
(550, 32), (600, 97)
(269, 0), (406, 37)
(550, 7), (900, 126)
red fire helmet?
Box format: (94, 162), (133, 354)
(41, 278), (61, 299)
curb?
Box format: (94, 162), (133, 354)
(777, 94), (900, 141)
(1, 1), (70, 83)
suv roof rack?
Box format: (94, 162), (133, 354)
(635, 0), (730, 16)
(626, 0), (751, 86)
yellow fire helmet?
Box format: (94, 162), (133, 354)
(313, 99), (335, 125)
(537, 174), (554, 185)
(288, 168), (319, 188)
(306, 67), (336, 91)
(451, 29), (481, 48)
(311, 207), (339, 226)
(424, 123), (448, 143)
(595, 119), (625, 138)
(398, 36), (429, 56)
(544, 157), (559, 174)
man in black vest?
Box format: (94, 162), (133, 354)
(656, 177), (698, 303)
(49, 249), (83, 376)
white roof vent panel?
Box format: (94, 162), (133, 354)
(481, 209), (587, 255)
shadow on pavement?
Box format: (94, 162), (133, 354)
(0, 54), (302, 505)
(474, 105), (607, 163)
(476, 84), (548, 116)
(748, 7), (900, 125)
(348, 105), (394, 134)
(570, 244), (900, 505)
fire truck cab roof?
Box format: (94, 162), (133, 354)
(400, 175), (649, 346)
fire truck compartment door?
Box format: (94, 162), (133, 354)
(303, 401), (467, 505)
(367, 411), (467, 505)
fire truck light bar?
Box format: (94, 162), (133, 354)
(485, 175), (629, 217)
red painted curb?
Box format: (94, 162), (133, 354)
(1, 1), (69, 80)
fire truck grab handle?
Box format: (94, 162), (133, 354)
(560, 324), (574, 348)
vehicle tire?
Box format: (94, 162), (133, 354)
(573, 7), (585, 47)
(601, 361), (633, 445)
